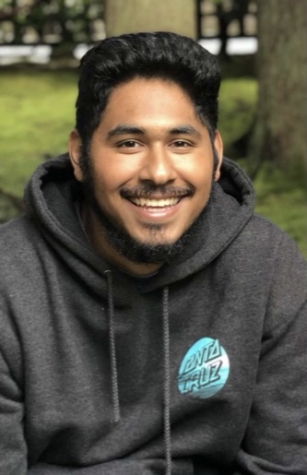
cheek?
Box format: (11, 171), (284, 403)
(178, 158), (213, 189)
(92, 158), (141, 191)
(91, 166), (121, 193)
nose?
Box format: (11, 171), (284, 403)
(139, 146), (177, 185)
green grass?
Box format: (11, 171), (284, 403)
(219, 78), (257, 149)
(0, 69), (77, 194)
(253, 164), (307, 257)
(0, 67), (306, 257)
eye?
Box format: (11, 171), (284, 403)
(171, 140), (192, 148)
(174, 141), (189, 146)
(118, 140), (140, 148)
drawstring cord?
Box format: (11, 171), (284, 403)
(163, 286), (172, 475)
(104, 270), (121, 423)
(103, 273), (171, 471)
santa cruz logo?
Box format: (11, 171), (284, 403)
(177, 338), (230, 399)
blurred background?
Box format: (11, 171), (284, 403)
(0, 0), (306, 256)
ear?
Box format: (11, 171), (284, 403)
(68, 129), (84, 182)
(213, 130), (223, 182)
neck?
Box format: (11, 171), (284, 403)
(82, 205), (162, 276)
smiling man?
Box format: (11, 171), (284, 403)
(0, 32), (307, 475)
(69, 76), (223, 275)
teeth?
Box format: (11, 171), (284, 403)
(131, 197), (181, 207)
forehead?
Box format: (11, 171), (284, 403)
(99, 77), (203, 131)
(109, 76), (192, 99)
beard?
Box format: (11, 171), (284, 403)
(79, 149), (217, 265)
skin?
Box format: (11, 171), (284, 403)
(69, 77), (223, 275)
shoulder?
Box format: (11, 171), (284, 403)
(231, 212), (305, 264)
(236, 213), (307, 320)
(0, 214), (41, 256)
(0, 215), (46, 287)
(219, 212), (307, 299)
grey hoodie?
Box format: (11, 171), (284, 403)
(0, 155), (306, 475)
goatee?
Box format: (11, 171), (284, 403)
(78, 151), (213, 265)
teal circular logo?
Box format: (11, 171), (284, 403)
(177, 338), (230, 399)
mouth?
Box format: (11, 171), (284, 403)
(128, 197), (182, 208)
(121, 186), (193, 209)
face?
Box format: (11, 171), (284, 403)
(69, 77), (223, 267)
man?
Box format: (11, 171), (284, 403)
(0, 32), (306, 475)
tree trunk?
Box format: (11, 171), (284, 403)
(104, 0), (196, 39)
(248, 0), (307, 174)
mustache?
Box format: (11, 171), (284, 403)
(120, 184), (195, 199)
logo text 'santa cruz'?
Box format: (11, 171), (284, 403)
(177, 338), (230, 399)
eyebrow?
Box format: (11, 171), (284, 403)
(168, 125), (202, 138)
(107, 125), (146, 138)
(106, 124), (202, 139)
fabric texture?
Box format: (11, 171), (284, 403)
(0, 154), (306, 475)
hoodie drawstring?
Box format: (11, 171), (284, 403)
(104, 270), (121, 423)
(162, 286), (172, 475)
(104, 273), (171, 473)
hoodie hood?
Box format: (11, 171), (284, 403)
(24, 154), (255, 296)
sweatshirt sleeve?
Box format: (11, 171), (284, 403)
(234, 235), (307, 474)
(0, 347), (27, 474)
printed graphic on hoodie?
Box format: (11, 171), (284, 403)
(177, 338), (230, 398)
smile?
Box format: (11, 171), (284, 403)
(129, 197), (181, 207)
